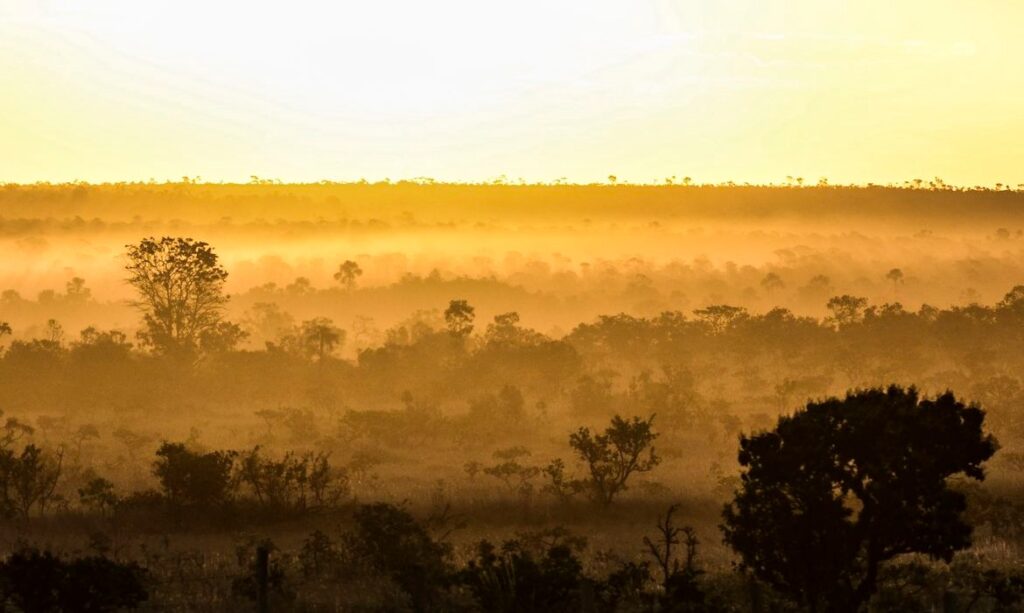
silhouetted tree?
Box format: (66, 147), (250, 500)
(344, 503), (451, 610)
(333, 260), (363, 290)
(760, 273), (785, 295)
(642, 503), (706, 609)
(692, 305), (747, 334)
(153, 442), (235, 509)
(245, 302), (296, 345)
(645, 503), (682, 585)
(125, 237), (229, 358)
(299, 318), (344, 361)
(569, 415), (660, 505)
(722, 386), (998, 612)
(444, 299), (475, 337)
(72, 328), (132, 361)
(483, 447), (540, 497)
(484, 312), (530, 346)
(825, 294), (869, 328)
(7, 444), (64, 518)
(78, 476), (118, 516)
(199, 321), (248, 354)
(44, 319), (63, 345)
(235, 446), (346, 510)
(542, 458), (587, 502)
(64, 277), (91, 303)
(885, 268), (905, 291)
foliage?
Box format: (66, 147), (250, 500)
(199, 321), (249, 354)
(457, 539), (586, 612)
(344, 503), (453, 610)
(277, 318), (345, 361)
(722, 386), (998, 612)
(235, 446), (347, 511)
(0, 547), (147, 612)
(334, 260), (363, 290)
(0, 442), (63, 518)
(78, 476), (118, 515)
(568, 414), (660, 505)
(444, 299), (475, 338)
(482, 447), (540, 497)
(152, 442), (236, 509)
(542, 458), (588, 502)
(125, 236), (230, 358)
(825, 294), (869, 329)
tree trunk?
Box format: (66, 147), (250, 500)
(256, 545), (270, 613)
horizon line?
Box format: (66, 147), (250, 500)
(4, 177), (1024, 192)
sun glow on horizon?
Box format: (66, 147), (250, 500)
(2, 1), (1023, 186)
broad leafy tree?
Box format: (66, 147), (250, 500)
(125, 237), (229, 357)
(722, 386), (997, 612)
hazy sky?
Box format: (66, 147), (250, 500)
(2, 1), (1022, 185)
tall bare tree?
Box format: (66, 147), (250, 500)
(125, 237), (229, 357)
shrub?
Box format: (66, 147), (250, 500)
(458, 539), (587, 612)
(344, 503), (452, 610)
(569, 414), (660, 505)
(152, 442), (235, 508)
(0, 547), (147, 612)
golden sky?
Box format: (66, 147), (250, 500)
(2, 1), (1022, 186)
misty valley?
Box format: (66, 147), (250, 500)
(0, 184), (1022, 611)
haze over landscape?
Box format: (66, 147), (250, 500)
(2, 2), (1024, 612)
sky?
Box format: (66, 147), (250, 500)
(1, 0), (1023, 186)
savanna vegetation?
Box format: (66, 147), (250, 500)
(2, 182), (1024, 611)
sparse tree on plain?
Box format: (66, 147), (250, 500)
(125, 237), (230, 358)
(334, 260), (363, 290)
(569, 414), (660, 505)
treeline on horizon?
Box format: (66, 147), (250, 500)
(2, 180), (1024, 225)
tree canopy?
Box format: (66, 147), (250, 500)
(722, 386), (998, 612)
(125, 237), (229, 358)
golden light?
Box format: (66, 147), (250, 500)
(1, 0), (1022, 185)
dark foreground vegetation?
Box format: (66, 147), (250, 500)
(0, 387), (1014, 611)
(2, 233), (1024, 611)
